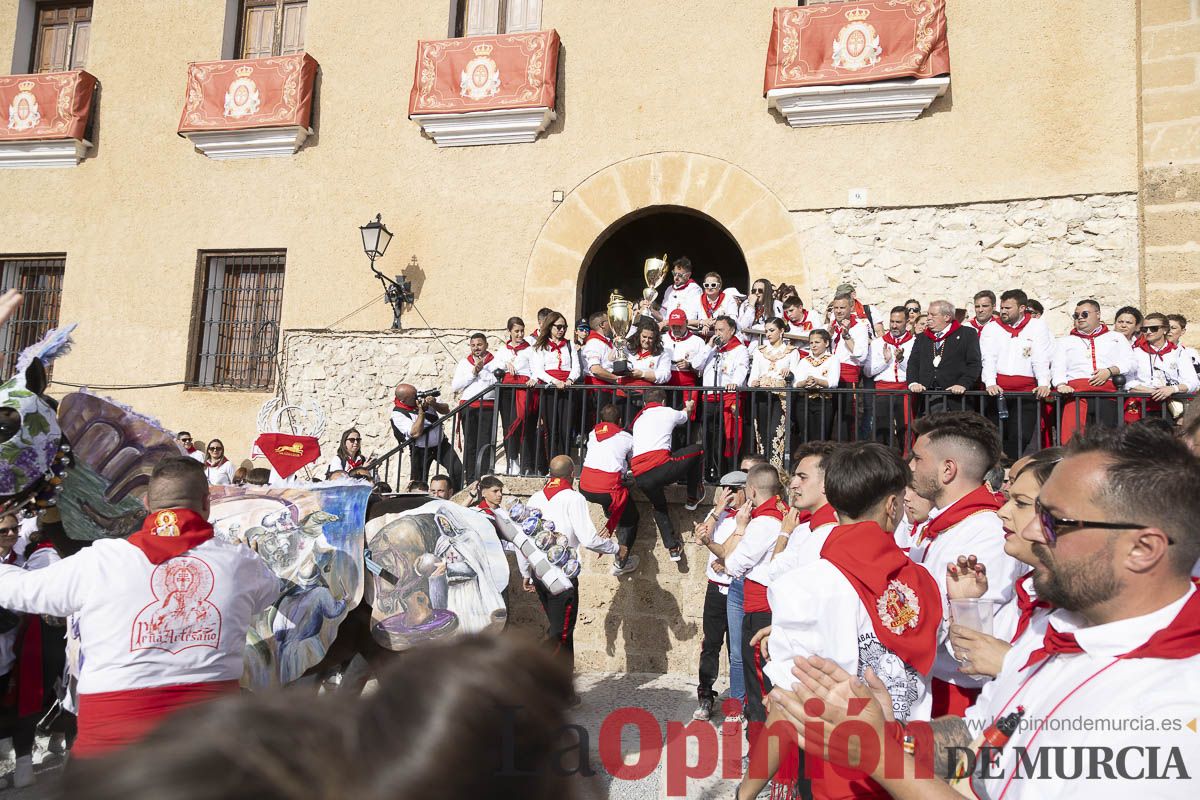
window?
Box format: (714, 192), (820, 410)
(453, 0), (542, 37)
(191, 252), (285, 391)
(32, 2), (91, 73)
(237, 0), (306, 59)
(0, 256), (65, 377)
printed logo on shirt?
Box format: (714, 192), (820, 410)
(876, 578), (920, 634)
(858, 633), (921, 723)
(131, 556), (223, 654)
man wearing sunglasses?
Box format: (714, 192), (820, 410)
(657, 256), (703, 326)
(176, 431), (205, 463)
(1052, 299), (1135, 439)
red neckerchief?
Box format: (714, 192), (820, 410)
(1116, 590), (1200, 661)
(970, 315), (997, 332)
(719, 337), (742, 353)
(1020, 623), (1085, 670)
(184, 445), (198, 455)
(126, 508), (216, 565)
(1069, 323), (1110, 342)
(750, 496), (787, 521)
(344, 454), (365, 470)
(630, 401), (663, 428)
(394, 398), (417, 412)
(205, 457), (228, 468)
(468, 352), (494, 368)
(635, 349), (654, 359)
(853, 300), (867, 318)
(916, 485), (1002, 545)
(832, 317), (857, 351)
(672, 278), (698, 293)
(1137, 339), (1177, 356)
(542, 477), (573, 501)
(786, 309), (810, 329)
(882, 331), (913, 348)
(821, 521), (943, 674)
(506, 339), (530, 353)
(543, 338), (568, 352)
(477, 498), (496, 518)
(809, 503), (839, 529)
(584, 331), (612, 348)
(1013, 572), (1053, 642)
(924, 319), (962, 342)
(668, 330), (693, 343)
(995, 313), (1032, 338)
(593, 422), (622, 441)
(700, 292), (726, 318)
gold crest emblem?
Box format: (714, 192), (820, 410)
(831, 7), (883, 71)
(459, 43), (502, 101)
(153, 510), (182, 538)
(876, 579), (921, 634)
(223, 65), (262, 118)
(7, 79), (42, 132)
(275, 442), (305, 457)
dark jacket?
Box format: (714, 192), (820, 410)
(908, 324), (982, 390)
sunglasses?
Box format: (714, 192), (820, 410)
(345, 438), (361, 443)
(905, 306), (920, 313)
(750, 288), (764, 294)
(208, 446), (223, 451)
(1072, 311), (1092, 320)
(552, 323), (567, 330)
(179, 437), (192, 443)
(1142, 325), (1162, 333)
(0, 527), (17, 535)
(1034, 498), (1155, 545)
(702, 283), (721, 289)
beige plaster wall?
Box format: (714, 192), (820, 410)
(0, 0), (1140, 455)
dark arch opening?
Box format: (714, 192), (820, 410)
(577, 206), (749, 321)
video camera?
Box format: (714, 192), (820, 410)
(416, 388), (441, 400)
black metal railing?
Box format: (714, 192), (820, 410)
(367, 384), (1194, 489)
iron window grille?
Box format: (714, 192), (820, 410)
(191, 251), (285, 391)
(0, 256), (66, 378)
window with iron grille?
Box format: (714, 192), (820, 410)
(191, 252), (285, 391)
(0, 256), (66, 378)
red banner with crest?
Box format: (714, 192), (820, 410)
(255, 434), (321, 479)
(408, 29), (560, 116)
(0, 70), (96, 142)
(177, 53), (318, 133)
(764, 0), (949, 93)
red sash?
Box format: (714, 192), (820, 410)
(630, 449), (670, 476)
(931, 680), (981, 717)
(501, 372), (537, 439)
(839, 362), (861, 384)
(743, 579), (771, 613)
(545, 369), (571, 382)
(996, 375), (1037, 392)
(74, 681), (240, 758)
(1060, 377), (1115, 441)
(580, 466), (628, 533)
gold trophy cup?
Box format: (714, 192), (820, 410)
(642, 253), (669, 305)
(607, 290), (633, 375)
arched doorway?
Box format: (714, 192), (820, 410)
(579, 206), (749, 318)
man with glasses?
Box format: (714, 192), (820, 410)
(981, 289), (1054, 458)
(176, 431), (204, 463)
(907, 412), (1022, 716)
(1127, 312), (1199, 420)
(687, 271), (741, 337)
(1052, 299), (1134, 439)
(908, 299), (983, 415)
(657, 256), (703, 325)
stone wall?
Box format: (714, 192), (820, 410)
(280, 328), (505, 482)
(1140, 1), (1200, 340)
(795, 194), (1140, 329)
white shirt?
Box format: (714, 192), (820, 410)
(529, 341), (581, 383)
(582, 428), (634, 474)
(0, 537), (279, 694)
(661, 280), (703, 315)
(626, 350), (671, 384)
(698, 340), (751, 389)
(868, 334), (917, 384)
(391, 406), (443, 448)
(631, 405), (688, 458)
(765, 558), (933, 723)
(767, 511), (839, 582)
(980, 316), (1054, 387)
(724, 511), (783, 586)
(526, 487), (618, 558)
(908, 498), (1023, 688)
(0, 543), (58, 675)
(204, 460), (236, 486)
(964, 587), (1200, 799)
(830, 319), (869, 367)
(1051, 328), (1135, 385)
(186, 449), (205, 463)
(579, 334), (615, 378)
(686, 291), (741, 323)
(737, 299), (785, 345)
(495, 341), (533, 378)
(451, 353), (500, 402)
(791, 353), (840, 389)
(782, 311), (815, 338)
(749, 343), (795, 385)
(663, 331), (708, 374)
(1129, 343), (1200, 392)
(705, 511), (737, 586)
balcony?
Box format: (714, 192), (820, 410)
(409, 29), (560, 147)
(177, 53), (318, 160)
(0, 70), (97, 168)
(764, 0), (950, 128)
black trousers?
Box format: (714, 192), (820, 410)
(537, 388), (580, 470)
(633, 444), (704, 550)
(702, 399), (735, 482)
(699, 581), (730, 700)
(741, 609), (772, 724)
(835, 381), (860, 442)
(410, 439), (464, 490)
(990, 394), (1039, 458)
(793, 395), (835, 443)
(499, 385), (536, 474)
(461, 403), (496, 482)
(579, 487), (640, 549)
(873, 391), (909, 449)
(535, 579), (579, 676)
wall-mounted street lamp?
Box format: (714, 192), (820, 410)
(359, 213), (413, 330)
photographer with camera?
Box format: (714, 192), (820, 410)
(391, 383), (463, 492)
(451, 333), (501, 483)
